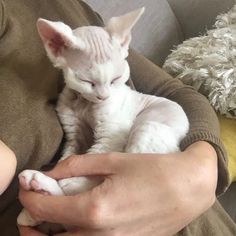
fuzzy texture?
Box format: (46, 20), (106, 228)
(17, 8), (189, 227)
(163, 4), (236, 118)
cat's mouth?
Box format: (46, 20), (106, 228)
(81, 94), (110, 104)
(85, 97), (104, 104)
(93, 99), (106, 104)
(93, 97), (110, 104)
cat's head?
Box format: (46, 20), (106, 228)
(37, 8), (144, 103)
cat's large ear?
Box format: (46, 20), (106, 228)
(106, 7), (144, 58)
(37, 18), (85, 67)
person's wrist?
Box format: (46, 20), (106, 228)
(184, 141), (217, 163)
(183, 141), (218, 206)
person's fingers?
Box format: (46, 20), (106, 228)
(45, 153), (119, 180)
(19, 181), (110, 227)
(18, 225), (47, 236)
(19, 154), (122, 227)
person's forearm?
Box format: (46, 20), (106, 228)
(184, 141), (218, 200)
(0, 140), (17, 194)
(127, 49), (229, 194)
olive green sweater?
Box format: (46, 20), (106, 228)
(0, 0), (229, 234)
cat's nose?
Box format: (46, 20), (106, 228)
(97, 95), (109, 101)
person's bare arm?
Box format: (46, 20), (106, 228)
(0, 140), (17, 194)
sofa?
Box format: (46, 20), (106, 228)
(84, 0), (236, 222)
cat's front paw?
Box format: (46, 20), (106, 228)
(19, 170), (64, 196)
(19, 170), (41, 191)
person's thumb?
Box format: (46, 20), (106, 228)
(44, 153), (118, 180)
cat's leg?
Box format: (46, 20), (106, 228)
(17, 170), (65, 226)
(126, 121), (180, 153)
(19, 171), (101, 196)
(126, 98), (189, 154)
(19, 170), (64, 195)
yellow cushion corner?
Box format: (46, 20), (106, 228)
(218, 114), (236, 183)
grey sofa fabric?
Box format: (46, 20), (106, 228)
(85, 0), (234, 65)
(167, 0), (235, 39)
(84, 0), (236, 222)
(85, 0), (183, 65)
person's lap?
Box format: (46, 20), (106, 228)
(176, 200), (236, 236)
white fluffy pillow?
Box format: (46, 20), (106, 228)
(163, 5), (236, 118)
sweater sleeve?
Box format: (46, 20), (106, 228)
(127, 49), (229, 195)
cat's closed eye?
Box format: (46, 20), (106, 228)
(111, 76), (121, 85)
(81, 79), (95, 87)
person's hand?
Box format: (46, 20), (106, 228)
(19, 141), (217, 236)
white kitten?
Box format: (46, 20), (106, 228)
(17, 8), (189, 226)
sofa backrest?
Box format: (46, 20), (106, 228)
(84, 0), (234, 65)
